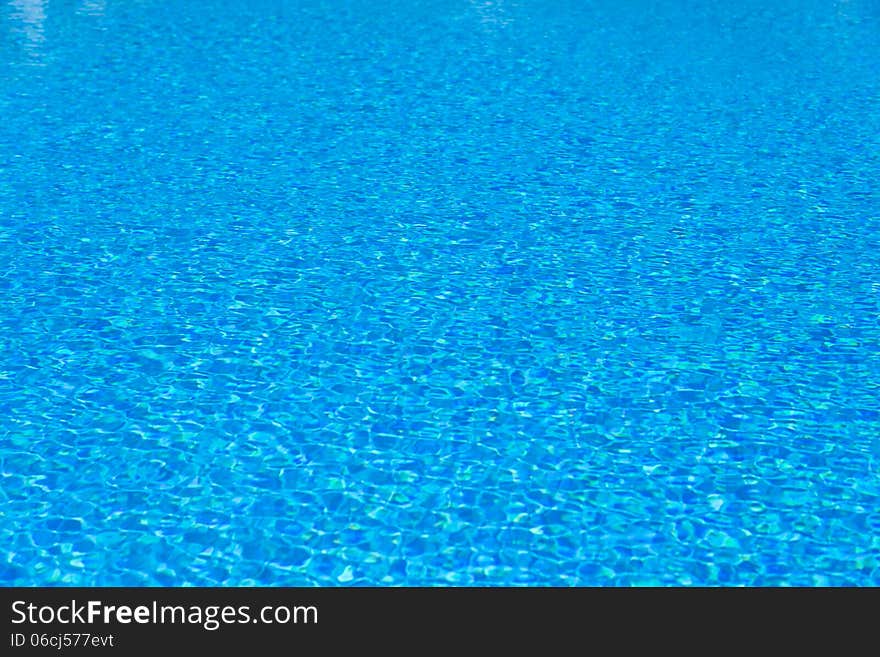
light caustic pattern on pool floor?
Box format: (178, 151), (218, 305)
(1, 0), (879, 585)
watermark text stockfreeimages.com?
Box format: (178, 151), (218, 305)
(11, 599), (317, 632)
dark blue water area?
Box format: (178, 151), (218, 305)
(1, 0), (879, 585)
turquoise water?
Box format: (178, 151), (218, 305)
(1, 0), (879, 585)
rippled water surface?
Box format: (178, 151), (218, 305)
(2, 0), (879, 585)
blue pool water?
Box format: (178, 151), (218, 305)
(2, 0), (879, 586)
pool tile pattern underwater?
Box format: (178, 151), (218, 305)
(1, 0), (879, 584)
